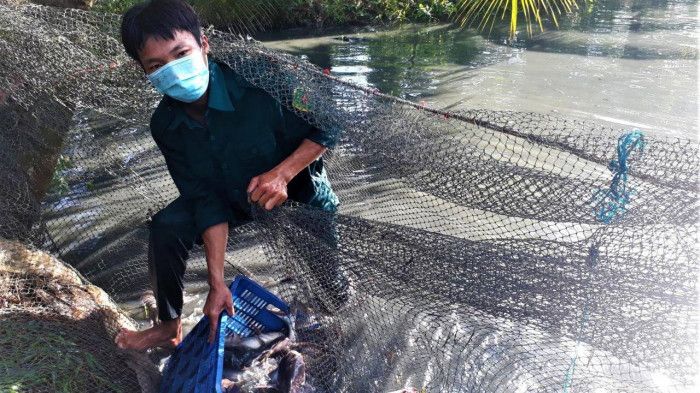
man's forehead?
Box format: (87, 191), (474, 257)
(140, 30), (199, 61)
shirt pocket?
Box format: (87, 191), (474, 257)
(234, 126), (276, 155)
(229, 125), (279, 177)
(227, 92), (282, 170)
(180, 128), (216, 180)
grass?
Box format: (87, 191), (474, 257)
(0, 315), (128, 393)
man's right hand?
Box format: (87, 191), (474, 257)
(203, 281), (234, 343)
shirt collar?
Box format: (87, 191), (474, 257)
(207, 59), (235, 112)
(164, 57), (239, 131)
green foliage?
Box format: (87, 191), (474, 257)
(93, 0), (277, 32)
(49, 155), (72, 196)
(280, 0), (458, 27)
(92, 0), (141, 13)
(91, 0), (581, 37)
(189, 0), (278, 33)
(92, 0), (459, 28)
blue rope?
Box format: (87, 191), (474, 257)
(593, 130), (645, 224)
(561, 245), (599, 392)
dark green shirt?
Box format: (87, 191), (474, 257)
(149, 57), (339, 236)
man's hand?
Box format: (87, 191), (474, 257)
(247, 169), (290, 211)
(247, 139), (327, 211)
(201, 222), (232, 343)
(203, 281), (234, 343)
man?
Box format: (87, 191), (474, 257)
(115, 0), (341, 351)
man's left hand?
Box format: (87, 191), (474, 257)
(247, 169), (289, 211)
(203, 281), (234, 343)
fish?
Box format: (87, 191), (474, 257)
(223, 331), (287, 374)
(221, 337), (309, 393)
(269, 341), (306, 393)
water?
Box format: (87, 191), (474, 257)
(11, 2), (690, 388)
(260, 0), (698, 137)
(114, 0), (698, 334)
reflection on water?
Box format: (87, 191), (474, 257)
(561, 0), (693, 32)
(270, 26), (502, 99)
(262, 0), (697, 135)
(527, 0), (698, 59)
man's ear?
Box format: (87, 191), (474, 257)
(201, 34), (210, 55)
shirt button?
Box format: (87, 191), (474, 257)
(222, 163), (228, 170)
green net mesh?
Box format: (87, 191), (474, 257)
(0, 1), (698, 392)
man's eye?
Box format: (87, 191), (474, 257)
(177, 50), (188, 57)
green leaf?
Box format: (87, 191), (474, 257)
(454, 0), (582, 38)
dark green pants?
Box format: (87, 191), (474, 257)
(147, 197), (199, 322)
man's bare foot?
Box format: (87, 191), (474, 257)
(115, 318), (182, 351)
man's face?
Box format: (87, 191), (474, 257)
(137, 29), (209, 75)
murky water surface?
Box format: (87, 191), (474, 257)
(104, 0), (697, 343)
(261, 0), (697, 137)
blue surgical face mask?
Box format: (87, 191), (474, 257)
(147, 51), (209, 103)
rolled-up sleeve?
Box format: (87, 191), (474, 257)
(151, 130), (232, 236)
(307, 124), (340, 149)
(281, 105), (340, 149)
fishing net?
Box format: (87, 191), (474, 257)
(0, 1), (698, 392)
(0, 238), (161, 392)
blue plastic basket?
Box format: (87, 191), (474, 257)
(160, 275), (291, 393)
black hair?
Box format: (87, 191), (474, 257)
(120, 0), (202, 62)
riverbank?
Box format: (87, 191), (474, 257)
(93, 0), (456, 30)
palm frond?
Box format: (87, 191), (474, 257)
(454, 0), (582, 39)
